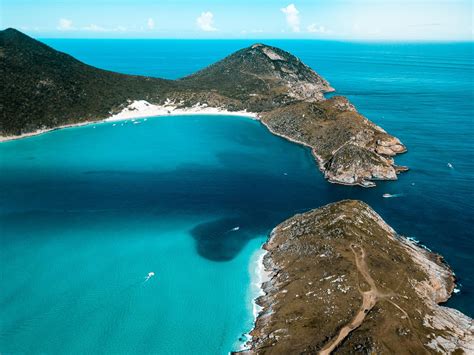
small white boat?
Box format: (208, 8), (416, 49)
(447, 163), (454, 169)
(383, 193), (393, 198)
(144, 271), (155, 282)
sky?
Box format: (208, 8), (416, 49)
(1, 0), (472, 41)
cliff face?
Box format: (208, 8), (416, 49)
(245, 200), (473, 354)
(0, 28), (405, 186)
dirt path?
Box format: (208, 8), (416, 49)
(319, 244), (382, 355)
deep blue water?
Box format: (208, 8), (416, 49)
(1, 39), (473, 353)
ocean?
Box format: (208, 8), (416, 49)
(0, 39), (473, 354)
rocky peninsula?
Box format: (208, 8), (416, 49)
(1, 28), (406, 187)
(242, 200), (473, 354)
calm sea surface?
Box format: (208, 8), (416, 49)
(1, 39), (473, 353)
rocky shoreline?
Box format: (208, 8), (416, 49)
(259, 98), (407, 187)
(241, 201), (473, 354)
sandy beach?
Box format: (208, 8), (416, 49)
(0, 100), (258, 143)
(106, 100), (258, 121)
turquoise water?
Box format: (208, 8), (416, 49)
(1, 40), (473, 353)
(0, 116), (324, 353)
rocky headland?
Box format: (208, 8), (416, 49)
(242, 200), (473, 354)
(1, 28), (406, 187)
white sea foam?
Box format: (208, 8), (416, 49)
(252, 248), (270, 319)
(240, 245), (270, 350)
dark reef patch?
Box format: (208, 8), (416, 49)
(190, 217), (255, 261)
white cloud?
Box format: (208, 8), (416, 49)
(82, 24), (127, 32)
(281, 4), (300, 32)
(82, 24), (107, 32)
(56, 18), (128, 33)
(57, 18), (74, 31)
(196, 11), (217, 32)
(147, 18), (155, 30)
(307, 23), (330, 34)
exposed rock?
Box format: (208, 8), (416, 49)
(260, 99), (406, 186)
(325, 144), (397, 186)
(241, 200), (473, 354)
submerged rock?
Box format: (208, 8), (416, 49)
(241, 200), (473, 354)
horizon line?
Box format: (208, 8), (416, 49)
(35, 36), (474, 44)
(3, 27), (473, 44)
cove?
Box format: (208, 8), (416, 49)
(0, 115), (331, 353)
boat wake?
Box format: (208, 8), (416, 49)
(382, 193), (404, 198)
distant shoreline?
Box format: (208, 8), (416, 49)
(0, 120), (102, 143)
(0, 100), (258, 143)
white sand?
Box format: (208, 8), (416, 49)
(0, 100), (258, 143)
(106, 100), (258, 122)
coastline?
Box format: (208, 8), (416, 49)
(251, 246), (271, 320)
(0, 120), (105, 143)
(239, 242), (271, 352)
(105, 100), (258, 122)
(0, 100), (258, 143)
(1, 99), (386, 189)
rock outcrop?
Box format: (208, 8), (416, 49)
(0, 28), (406, 186)
(242, 200), (473, 354)
(260, 98), (407, 187)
